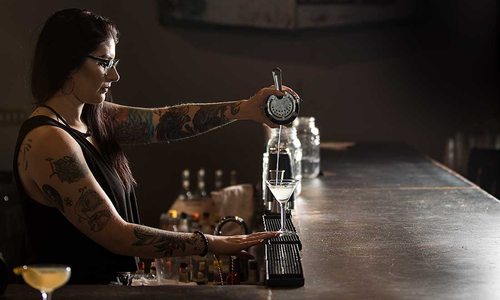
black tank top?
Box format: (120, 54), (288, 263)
(13, 116), (140, 284)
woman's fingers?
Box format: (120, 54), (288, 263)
(208, 231), (280, 256)
(269, 84), (300, 100)
(282, 85), (301, 100)
(237, 239), (263, 248)
(265, 86), (285, 98)
(226, 231), (278, 243)
(229, 233), (277, 249)
(247, 85), (301, 128)
(247, 231), (279, 240)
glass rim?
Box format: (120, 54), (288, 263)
(20, 264), (71, 270)
(266, 179), (299, 184)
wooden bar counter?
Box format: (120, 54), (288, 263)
(4, 143), (500, 299)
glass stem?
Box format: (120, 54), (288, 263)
(41, 291), (52, 300)
(280, 202), (286, 232)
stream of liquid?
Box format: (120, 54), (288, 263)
(275, 125), (282, 181)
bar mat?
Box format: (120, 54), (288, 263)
(262, 215), (302, 249)
(265, 243), (304, 287)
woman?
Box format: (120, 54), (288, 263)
(13, 8), (298, 283)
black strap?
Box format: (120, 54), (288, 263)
(37, 104), (91, 137)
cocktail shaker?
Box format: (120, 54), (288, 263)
(264, 68), (299, 125)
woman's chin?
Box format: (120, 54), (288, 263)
(96, 93), (106, 103)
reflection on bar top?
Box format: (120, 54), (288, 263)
(320, 142), (355, 151)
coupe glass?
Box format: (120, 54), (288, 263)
(266, 178), (298, 236)
(14, 265), (71, 300)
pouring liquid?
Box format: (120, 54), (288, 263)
(275, 125), (282, 182)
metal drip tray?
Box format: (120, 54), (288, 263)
(262, 215), (302, 249)
(263, 214), (304, 287)
(265, 243), (304, 287)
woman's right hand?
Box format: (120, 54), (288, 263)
(243, 85), (300, 128)
(207, 231), (279, 258)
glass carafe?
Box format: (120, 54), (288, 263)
(293, 117), (320, 178)
(266, 127), (302, 195)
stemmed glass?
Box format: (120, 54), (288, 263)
(14, 265), (71, 300)
(266, 170), (299, 236)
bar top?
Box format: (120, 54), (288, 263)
(4, 143), (500, 299)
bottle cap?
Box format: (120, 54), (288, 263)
(168, 209), (178, 218)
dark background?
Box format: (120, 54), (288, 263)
(0, 0), (499, 229)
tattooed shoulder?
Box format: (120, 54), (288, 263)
(19, 138), (33, 171)
(46, 152), (88, 183)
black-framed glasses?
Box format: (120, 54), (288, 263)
(87, 55), (119, 74)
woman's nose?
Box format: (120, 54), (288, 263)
(106, 66), (120, 82)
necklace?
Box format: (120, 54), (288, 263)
(37, 104), (92, 137)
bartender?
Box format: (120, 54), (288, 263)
(13, 8), (299, 283)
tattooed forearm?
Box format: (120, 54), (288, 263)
(132, 226), (204, 257)
(229, 102), (241, 116)
(46, 153), (87, 183)
(74, 187), (111, 232)
(156, 103), (240, 142)
(110, 108), (155, 144)
(156, 106), (193, 141)
(189, 105), (229, 133)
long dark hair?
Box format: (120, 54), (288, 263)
(31, 8), (135, 190)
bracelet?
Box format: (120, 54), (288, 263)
(194, 231), (209, 257)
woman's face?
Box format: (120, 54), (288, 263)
(70, 38), (120, 104)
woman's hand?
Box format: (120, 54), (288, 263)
(242, 85), (300, 128)
(206, 231), (279, 258)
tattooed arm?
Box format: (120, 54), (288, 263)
(103, 85), (299, 145)
(18, 126), (276, 258)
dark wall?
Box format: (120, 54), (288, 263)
(1, 0), (499, 227)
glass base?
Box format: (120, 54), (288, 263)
(278, 230), (296, 237)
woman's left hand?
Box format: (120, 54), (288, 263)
(206, 231), (279, 258)
(243, 85), (300, 128)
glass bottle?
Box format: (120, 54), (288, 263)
(266, 127), (302, 195)
(155, 210), (179, 283)
(194, 168), (208, 199)
(293, 117), (321, 178)
(190, 212), (200, 232)
(159, 212), (169, 230)
(229, 170), (238, 186)
(178, 263), (190, 283)
(177, 169), (193, 201)
(214, 169), (224, 191)
(178, 212), (191, 233)
(177, 212), (193, 282)
(193, 259), (209, 284)
(200, 212), (214, 235)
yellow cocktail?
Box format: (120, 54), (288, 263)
(14, 265), (71, 299)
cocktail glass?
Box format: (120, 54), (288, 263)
(14, 265), (71, 300)
(268, 170), (285, 182)
(266, 178), (298, 236)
